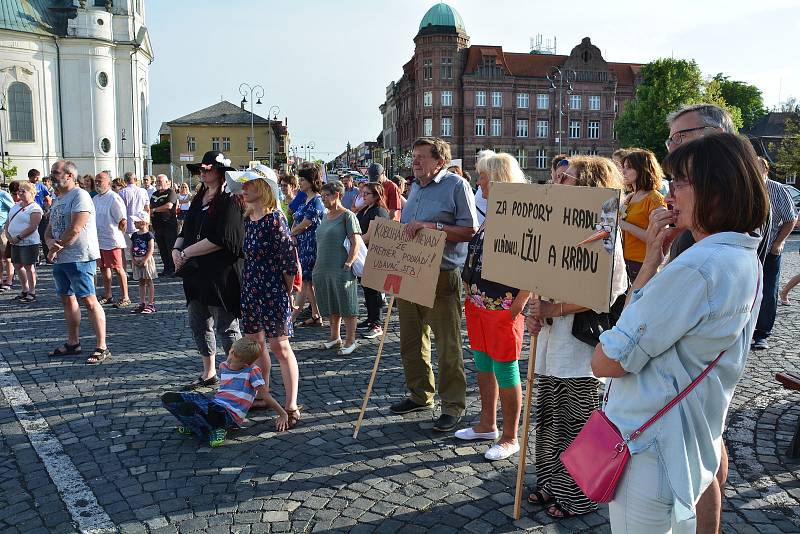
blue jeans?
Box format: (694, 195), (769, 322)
(161, 392), (235, 438)
(754, 252), (781, 341)
(52, 260), (97, 298)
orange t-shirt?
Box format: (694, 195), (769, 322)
(622, 190), (666, 262)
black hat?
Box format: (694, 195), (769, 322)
(187, 151), (236, 174)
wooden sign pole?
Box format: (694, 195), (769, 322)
(513, 313), (540, 519)
(353, 296), (396, 439)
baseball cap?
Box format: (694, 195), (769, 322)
(131, 212), (150, 224)
(367, 163), (384, 180)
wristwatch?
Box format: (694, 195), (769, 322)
(435, 222), (444, 231)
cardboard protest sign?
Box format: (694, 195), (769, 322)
(361, 218), (446, 308)
(481, 182), (621, 312)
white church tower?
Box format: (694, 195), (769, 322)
(0, 0), (154, 181)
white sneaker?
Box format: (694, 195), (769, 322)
(454, 427), (500, 441)
(484, 442), (520, 461)
(338, 341), (358, 355)
(323, 338), (342, 349)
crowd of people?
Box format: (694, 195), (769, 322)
(1, 101), (798, 532)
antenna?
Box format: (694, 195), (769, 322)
(530, 34), (557, 55)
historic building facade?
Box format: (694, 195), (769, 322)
(381, 3), (643, 181)
(0, 0), (153, 181)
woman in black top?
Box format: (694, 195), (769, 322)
(356, 182), (389, 338)
(173, 151), (243, 389)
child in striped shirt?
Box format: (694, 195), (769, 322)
(161, 338), (288, 447)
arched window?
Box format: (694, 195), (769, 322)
(140, 93), (147, 144)
(8, 82), (34, 142)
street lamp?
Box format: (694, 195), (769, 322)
(121, 127), (127, 177)
(301, 141), (315, 164)
(547, 66), (576, 155)
(239, 82), (264, 162)
(267, 105), (280, 169)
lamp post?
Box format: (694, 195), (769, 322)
(267, 105), (280, 169)
(239, 82), (264, 162)
(120, 127), (127, 177)
(301, 141), (315, 164)
(547, 66), (576, 155)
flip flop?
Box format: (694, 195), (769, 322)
(49, 343), (82, 357)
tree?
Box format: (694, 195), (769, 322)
(776, 113), (800, 181)
(694, 78), (743, 131)
(712, 74), (767, 131)
(151, 140), (170, 164)
(615, 58), (704, 159)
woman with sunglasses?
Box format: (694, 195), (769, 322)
(592, 134), (767, 533)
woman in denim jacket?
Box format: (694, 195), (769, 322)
(592, 133), (769, 533)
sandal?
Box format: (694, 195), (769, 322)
(545, 503), (576, 519)
(527, 489), (553, 507)
(86, 347), (112, 364)
(13, 292), (27, 301)
(298, 314), (323, 327)
(114, 298), (132, 309)
(97, 296), (114, 305)
(0, 284), (11, 293)
(286, 406), (303, 429)
(49, 342), (82, 357)
(20, 294), (36, 303)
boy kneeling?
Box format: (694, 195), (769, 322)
(162, 338), (288, 447)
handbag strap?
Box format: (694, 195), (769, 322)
(618, 267), (761, 444)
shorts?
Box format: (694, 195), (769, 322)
(53, 260), (97, 298)
(11, 244), (39, 265)
(133, 257), (158, 280)
(99, 248), (124, 269)
(473, 350), (521, 388)
(464, 298), (525, 362)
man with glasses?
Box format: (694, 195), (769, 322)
(45, 160), (110, 363)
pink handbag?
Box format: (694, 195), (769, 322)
(561, 271), (761, 503)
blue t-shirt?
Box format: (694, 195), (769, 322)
(131, 231), (153, 258)
(33, 182), (49, 209)
(0, 190), (13, 226)
(288, 191), (307, 215)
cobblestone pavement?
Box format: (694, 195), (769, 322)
(2, 238), (800, 533)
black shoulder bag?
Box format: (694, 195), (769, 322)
(570, 292), (627, 346)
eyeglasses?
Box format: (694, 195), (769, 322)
(554, 171), (578, 185)
(665, 126), (716, 149)
(667, 178), (691, 196)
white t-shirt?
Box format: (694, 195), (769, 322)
(93, 190), (127, 250)
(6, 202), (43, 245)
(119, 184), (150, 235)
(475, 186), (488, 225)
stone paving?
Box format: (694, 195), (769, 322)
(1, 238), (800, 533)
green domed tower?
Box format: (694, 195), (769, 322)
(415, 2), (469, 43)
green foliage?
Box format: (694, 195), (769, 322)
(615, 58), (704, 159)
(1, 157), (18, 182)
(776, 113), (800, 180)
(692, 79), (743, 130)
(151, 140), (170, 164)
(712, 74), (767, 131)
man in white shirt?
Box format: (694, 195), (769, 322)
(118, 171), (150, 272)
(93, 171), (130, 307)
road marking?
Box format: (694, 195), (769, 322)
(0, 360), (117, 534)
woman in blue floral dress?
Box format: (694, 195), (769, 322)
(239, 172), (302, 429)
(289, 165), (326, 327)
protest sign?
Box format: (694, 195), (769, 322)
(361, 218), (446, 308)
(482, 182), (621, 312)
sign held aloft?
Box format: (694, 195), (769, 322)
(361, 218), (446, 308)
(482, 182), (621, 312)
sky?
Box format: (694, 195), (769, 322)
(147, 0), (800, 162)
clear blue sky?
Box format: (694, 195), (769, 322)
(147, 0), (800, 162)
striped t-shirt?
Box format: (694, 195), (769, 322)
(214, 362), (265, 425)
(765, 179), (798, 251)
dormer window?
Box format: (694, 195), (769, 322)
(479, 57), (503, 79)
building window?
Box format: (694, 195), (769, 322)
(475, 118), (486, 136)
(222, 137), (231, 151)
(490, 118), (502, 137)
(517, 148), (528, 169)
(97, 71), (109, 88)
(589, 95), (601, 111)
(187, 136), (196, 152)
(479, 57), (502, 78)
(569, 148), (580, 156)
(247, 136), (254, 151)
(516, 119), (528, 138)
(475, 91), (486, 107)
(422, 59), (433, 80)
(424, 118), (433, 136)
(587, 121), (600, 139)
(587, 146), (599, 156)
(8, 82), (34, 142)
(100, 138), (111, 153)
(569, 120), (581, 139)
(441, 91), (452, 107)
(423, 91), (432, 107)
(516, 93), (529, 109)
(211, 137), (220, 151)
(536, 149), (547, 169)
(441, 117), (452, 137)
(491, 91), (502, 108)
(570, 95), (582, 110)
(441, 57), (453, 80)
(536, 120), (549, 138)
(536, 93), (549, 109)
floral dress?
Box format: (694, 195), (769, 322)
(294, 195), (326, 281)
(241, 211), (297, 337)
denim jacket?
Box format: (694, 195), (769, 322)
(599, 232), (762, 521)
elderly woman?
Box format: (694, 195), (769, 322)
(526, 156), (628, 519)
(314, 181), (363, 355)
(4, 182), (43, 302)
(290, 165), (325, 327)
(236, 170), (302, 428)
(592, 133), (767, 532)
(619, 149), (666, 281)
(455, 153), (530, 461)
(172, 151), (243, 390)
